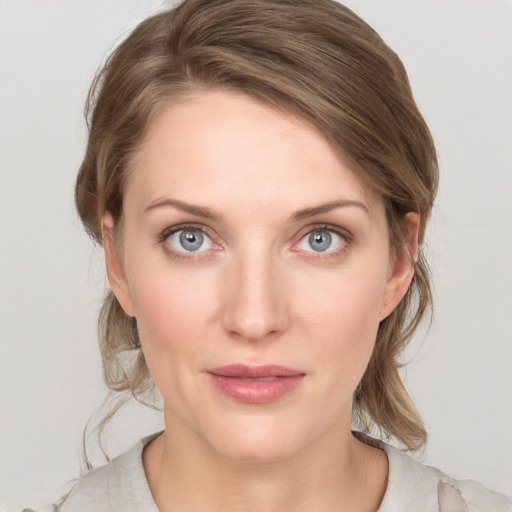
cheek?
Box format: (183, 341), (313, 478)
(126, 262), (220, 378)
(129, 254), (218, 329)
(135, 281), (200, 336)
(296, 263), (387, 378)
(301, 262), (386, 329)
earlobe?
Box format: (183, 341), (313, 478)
(102, 212), (135, 317)
(379, 212), (420, 321)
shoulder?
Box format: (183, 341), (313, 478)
(56, 462), (111, 512)
(378, 441), (512, 512)
(56, 434), (160, 512)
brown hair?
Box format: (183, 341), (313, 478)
(76, 0), (438, 453)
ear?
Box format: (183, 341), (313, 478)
(102, 212), (135, 317)
(379, 212), (420, 321)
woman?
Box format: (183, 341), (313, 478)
(50, 0), (511, 510)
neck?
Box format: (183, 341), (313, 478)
(143, 416), (388, 512)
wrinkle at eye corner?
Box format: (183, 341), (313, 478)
(437, 479), (469, 512)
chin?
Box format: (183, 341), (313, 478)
(198, 412), (315, 464)
(211, 433), (299, 463)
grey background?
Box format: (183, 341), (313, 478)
(1, 1), (511, 510)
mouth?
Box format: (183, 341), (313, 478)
(207, 364), (306, 404)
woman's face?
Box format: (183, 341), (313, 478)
(104, 90), (417, 462)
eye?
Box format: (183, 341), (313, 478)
(166, 228), (213, 253)
(298, 228), (345, 253)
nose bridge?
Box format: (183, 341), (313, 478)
(221, 240), (288, 341)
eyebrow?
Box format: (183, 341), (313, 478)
(144, 198), (220, 220)
(144, 197), (369, 221)
(290, 199), (369, 221)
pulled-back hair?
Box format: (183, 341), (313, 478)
(76, 0), (438, 453)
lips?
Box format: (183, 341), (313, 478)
(207, 364), (305, 404)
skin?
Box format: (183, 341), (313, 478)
(103, 90), (419, 511)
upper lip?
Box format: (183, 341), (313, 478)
(208, 364), (304, 378)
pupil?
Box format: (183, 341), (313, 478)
(180, 230), (203, 251)
(309, 230), (331, 252)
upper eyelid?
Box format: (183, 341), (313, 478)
(161, 222), (350, 235)
(293, 225), (352, 258)
(160, 225), (216, 257)
(160, 223), (212, 238)
(157, 225), (215, 254)
(295, 223), (352, 241)
(158, 222), (352, 247)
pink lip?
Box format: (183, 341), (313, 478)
(207, 364), (305, 404)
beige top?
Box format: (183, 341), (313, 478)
(53, 433), (511, 512)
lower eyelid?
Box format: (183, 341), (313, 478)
(297, 228), (347, 252)
(167, 228), (213, 252)
(158, 224), (351, 259)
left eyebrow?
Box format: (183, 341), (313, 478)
(290, 199), (370, 221)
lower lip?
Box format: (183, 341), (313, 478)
(208, 374), (304, 404)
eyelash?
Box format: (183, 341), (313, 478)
(157, 223), (352, 261)
(293, 223), (352, 260)
(158, 223), (217, 261)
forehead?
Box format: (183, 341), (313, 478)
(125, 90), (382, 219)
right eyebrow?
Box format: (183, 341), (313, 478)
(143, 198), (221, 220)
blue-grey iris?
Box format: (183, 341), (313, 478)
(308, 230), (332, 252)
(180, 229), (204, 251)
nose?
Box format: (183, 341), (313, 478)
(220, 249), (290, 343)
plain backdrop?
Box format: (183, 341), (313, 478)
(1, 1), (511, 510)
